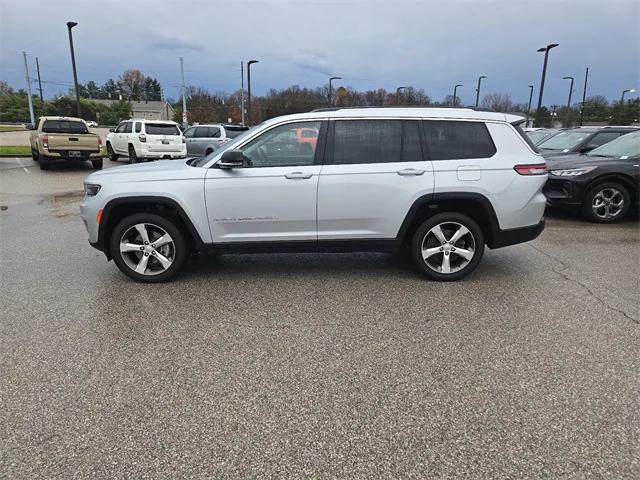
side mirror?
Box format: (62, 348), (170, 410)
(218, 149), (246, 169)
(109, 128), (115, 133)
(25, 123), (34, 130)
(580, 144), (598, 153)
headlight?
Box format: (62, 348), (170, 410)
(84, 183), (101, 196)
(549, 166), (597, 177)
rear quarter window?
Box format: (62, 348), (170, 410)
(512, 122), (539, 152)
(145, 124), (181, 135)
(423, 120), (496, 160)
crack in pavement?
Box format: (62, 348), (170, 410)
(528, 243), (639, 324)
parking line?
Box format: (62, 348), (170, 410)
(17, 158), (29, 173)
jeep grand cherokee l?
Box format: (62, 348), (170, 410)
(80, 107), (547, 282)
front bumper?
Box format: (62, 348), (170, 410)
(543, 177), (587, 211)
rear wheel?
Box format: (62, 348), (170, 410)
(110, 213), (187, 283)
(91, 157), (103, 170)
(107, 143), (118, 162)
(411, 212), (485, 281)
(582, 182), (630, 223)
(32, 149), (39, 161)
(129, 144), (138, 164)
(38, 154), (50, 170)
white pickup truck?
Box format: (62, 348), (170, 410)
(29, 116), (103, 170)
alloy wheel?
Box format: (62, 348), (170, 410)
(119, 223), (175, 275)
(421, 222), (476, 274)
(592, 188), (624, 220)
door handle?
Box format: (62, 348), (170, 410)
(396, 168), (425, 176)
(285, 172), (313, 179)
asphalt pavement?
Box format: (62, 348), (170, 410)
(1, 157), (638, 478)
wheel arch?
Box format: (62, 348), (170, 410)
(98, 196), (206, 260)
(397, 192), (501, 248)
(584, 173), (637, 203)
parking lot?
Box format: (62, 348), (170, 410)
(1, 156), (638, 477)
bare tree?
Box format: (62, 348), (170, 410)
(480, 93), (514, 112)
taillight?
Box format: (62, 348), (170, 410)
(42, 134), (48, 149)
(514, 163), (547, 175)
(97, 137), (102, 146)
(139, 134), (147, 143)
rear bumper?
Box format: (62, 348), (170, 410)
(489, 219), (545, 249)
(45, 149), (102, 160)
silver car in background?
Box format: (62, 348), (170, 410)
(183, 124), (250, 156)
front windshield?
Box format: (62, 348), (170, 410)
(192, 123), (263, 167)
(527, 131), (553, 144)
(587, 131), (640, 158)
(538, 130), (594, 150)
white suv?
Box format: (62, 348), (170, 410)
(81, 108), (547, 282)
(106, 119), (186, 163)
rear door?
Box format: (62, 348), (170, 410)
(317, 119), (434, 240)
(183, 127), (197, 155)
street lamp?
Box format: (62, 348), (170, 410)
(453, 84), (463, 106)
(328, 76), (341, 106)
(618, 88), (635, 124)
(562, 76), (574, 127)
(246, 59), (259, 125)
(579, 67), (589, 126)
(396, 86), (408, 105)
(535, 43), (559, 126)
(526, 85), (534, 126)
(66, 21), (81, 118)
(475, 75), (486, 108)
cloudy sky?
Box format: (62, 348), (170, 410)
(1, 0), (638, 106)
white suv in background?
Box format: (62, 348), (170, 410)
(106, 119), (186, 163)
(81, 107), (547, 282)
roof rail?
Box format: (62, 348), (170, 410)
(311, 105), (479, 112)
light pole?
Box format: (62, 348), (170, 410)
(66, 21), (81, 118)
(396, 86), (408, 105)
(618, 88), (636, 124)
(526, 85), (534, 126)
(328, 76), (341, 106)
(453, 84), (462, 106)
(535, 43), (559, 126)
(246, 60), (258, 125)
(475, 75), (486, 108)
(562, 76), (574, 127)
(579, 67), (589, 126)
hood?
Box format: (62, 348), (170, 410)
(85, 159), (204, 184)
(540, 149), (573, 158)
(545, 153), (615, 170)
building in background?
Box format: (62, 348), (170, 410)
(93, 100), (174, 121)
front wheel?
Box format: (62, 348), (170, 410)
(411, 212), (485, 281)
(110, 213), (187, 282)
(582, 182), (630, 223)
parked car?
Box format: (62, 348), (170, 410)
(29, 116), (103, 170)
(293, 126), (319, 151)
(80, 107), (547, 283)
(86, 120), (98, 128)
(106, 119), (186, 163)
(525, 128), (561, 146)
(536, 126), (638, 157)
(544, 130), (640, 222)
(183, 124), (250, 156)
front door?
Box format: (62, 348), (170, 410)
(205, 120), (324, 243)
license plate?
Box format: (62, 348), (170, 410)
(161, 140), (170, 145)
(68, 151), (81, 157)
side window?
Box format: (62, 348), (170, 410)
(183, 127), (195, 138)
(209, 127), (221, 138)
(115, 123), (126, 133)
(123, 122), (132, 134)
(134, 122), (142, 133)
(423, 121), (496, 160)
(194, 127), (210, 138)
(588, 132), (621, 148)
(240, 121), (321, 167)
(331, 120), (421, 165)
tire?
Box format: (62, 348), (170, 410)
(410, 212), (485, 281)
(107, 143), (118, 162)
(128, 144), (138, 164)
(91, 157), (103, 170)
(582, 182), (631, 223)
(38, 154), (51, 170)
(110, 213), (187, 283)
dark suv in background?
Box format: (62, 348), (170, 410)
(537, 126), (638, 158)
